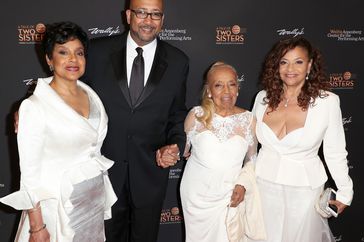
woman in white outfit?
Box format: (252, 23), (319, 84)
(0, 22), (116, 242)
(251, 37), (353, 242)
(180, 62), (258, 242)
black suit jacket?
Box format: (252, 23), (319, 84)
(84, 33), (189, 208)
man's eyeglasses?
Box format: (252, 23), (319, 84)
(130, 9), (164, 20)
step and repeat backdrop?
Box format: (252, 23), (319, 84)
(0, 0), (363, 241)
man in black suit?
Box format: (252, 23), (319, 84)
(85, 0), (189, 241)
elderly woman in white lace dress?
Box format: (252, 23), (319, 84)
(180, 62), (260, 242)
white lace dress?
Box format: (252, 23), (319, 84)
(180, 106), (257, 242)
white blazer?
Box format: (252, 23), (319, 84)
(0, 77), (117, 241)
(252, 90), (353, 205)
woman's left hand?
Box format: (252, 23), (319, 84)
(230, 185), (245, 207)
(329, 200), (348, 214)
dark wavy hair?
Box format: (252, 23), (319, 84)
(42, 21), (89, 59)
(261, 37), (329, 111)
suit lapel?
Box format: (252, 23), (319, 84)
(134, 41), (167, 108)
(35, 78), (97, 136)
(111, 43), (133, 108)
(78, 81), (108, 134)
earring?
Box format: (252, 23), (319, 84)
(208, 93), (212, 98)
(305, 73), (309, 80)
(49, 65), (54, 72)
(236, 93), (239, 97)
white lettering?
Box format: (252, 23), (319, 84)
(334, 235), (342, 241)
(238, 74), (245, 83)
(88, 26), (120, 36)
(23, 79), (37, 86)
(342, 117), (352, 126)
(277, 28), (304, 37)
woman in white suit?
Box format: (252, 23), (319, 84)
(251, 37), (353, 242)
(0, 22), (116, 242)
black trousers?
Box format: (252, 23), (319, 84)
(105, 164), (163, 242)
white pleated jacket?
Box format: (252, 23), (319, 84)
(0, 77), (117, 241)
(252, 90), (353, 205)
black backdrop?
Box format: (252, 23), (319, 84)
(0, 0), (363, 241)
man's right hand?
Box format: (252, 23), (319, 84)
(156, 144), (180, 168)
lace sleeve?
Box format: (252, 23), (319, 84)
(243, 114), (257, 165)
(183, 107), (201, 156)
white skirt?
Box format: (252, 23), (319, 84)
(248, 178), (335, 242)
(66, 173), (105, 242)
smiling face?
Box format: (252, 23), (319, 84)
(126, 0), (164, 46)
(46, 38), (86, 83)
(279, 46), (312, 89)
(207, 65), (239, 112)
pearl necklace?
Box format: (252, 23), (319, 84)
(283, 96), (299, 108)
(284, 98), (290, 108)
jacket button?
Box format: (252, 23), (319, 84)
(91, 143), (97, 147)
(90, 153), (96, 158)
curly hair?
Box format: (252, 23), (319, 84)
(197, 61), (238, 128)
(42, 21), (89, 59)
(261, 37), (329, 111)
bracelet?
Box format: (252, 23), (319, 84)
(29, 224), (46, 234)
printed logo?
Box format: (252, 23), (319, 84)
(88, 26), (121, 36)
(159, 28), (192, 41)
(277, 27), (304, 37)
(160, 206), (183, 224)
(231, 25), (241, 35)
(334, 235), (342, 241)
(18, 23), (46, 44)
(23, 78), (37, 86)
(216, 25), (246, 45)
(169, 168), (182, 179)
(21, 79), (37, 94)
(327, 71), (356, 89)
(238, 73), (245, 83)
(342, 116), (352, 131)
(347, 159), (354, 170)
(327, 29), (364, 41)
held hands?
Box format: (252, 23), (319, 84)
(329, 199), (348, 215)
(156, 144), (180, 168)
(230, 184), (246, 207)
